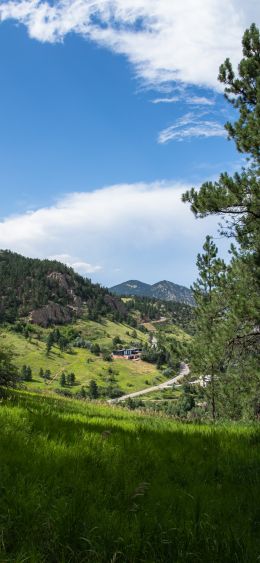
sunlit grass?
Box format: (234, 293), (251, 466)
(0, 326), (159, 394)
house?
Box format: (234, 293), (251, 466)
(112, 348), (142, 360)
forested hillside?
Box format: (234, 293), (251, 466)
(0, 250), (126, 325)
(110, 279), (195, 305)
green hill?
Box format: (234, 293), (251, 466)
(0, 249), (193, 404)
(0, 320), (164, 397)
(0, 390), (259, 562)
(0, 249), (126, 325)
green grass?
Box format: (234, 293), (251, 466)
(157, 323), (192, 342)
(74, 318), (147, 347)
(0, 390), (260, 562)
(0, 325), (160, 394)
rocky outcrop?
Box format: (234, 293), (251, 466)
(47, 272), (71, 291)
(29, 302), (73, 328)
(47, 271), (83, 309)
(104, 294), (127, 315)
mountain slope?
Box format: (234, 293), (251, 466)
(109, 280), (152, 298)
(0, 250), (126, 325)
(151, 280), (194, 304)
(110, 279), (195, 305)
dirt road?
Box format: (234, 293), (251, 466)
(108, 363), (189, 403)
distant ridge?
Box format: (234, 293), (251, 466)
(109, 279), (195, 306)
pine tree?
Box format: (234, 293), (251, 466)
(25, 366), (32, 381)
(182, 24), (260, 416)
(182, 24), (260, 253)
(0, 345), (19, 393)
(191, 237), (228, 420)
(69, 372), (75, 385)
(21, 365), (28, 380)
(46, 332), (54, 356)
(89, 379), (99, 399)
(44, 369), (51, 381)
(60, 372), (66, 387)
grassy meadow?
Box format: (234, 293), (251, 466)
(0, 320), (166, 395)
(0, 390), (260, 562)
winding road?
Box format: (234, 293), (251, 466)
(108, 363), (189, 403)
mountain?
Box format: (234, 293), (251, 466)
(110, 279), (195, 306)
(109, 280), (152, 298)
(150, 281), (194, 304)
(0, 250), (126, 326)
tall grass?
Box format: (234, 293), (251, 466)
(0, 391), (260, 562)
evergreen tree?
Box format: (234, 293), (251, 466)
(46, 332), (54, 356)
(182, 24), (260, 417)
(25, 366), (32, 381)
(191, 237), (228, 420)
(182, 24), (260, 254)
(0, 345), (19, 393)
(66, 372), (75, 386)
(59, 336), (68, 352)
(44, 369), (51, 381)
(88, 379), (99, 399)
(21, 365), (28, 380)
(60, 372), (66, 387)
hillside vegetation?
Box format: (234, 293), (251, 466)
(0, 250), (126, 325)
(0, 319), (167, 397)
(0, 391), (259, 563)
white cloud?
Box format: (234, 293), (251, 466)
(0, 181), (228, 286)
(48, 253), (102, 274)
(152, 95), (215, 106)
(186, 96), (215, 106)
(152, 96), (180, 104)
(158, 112), (226, 143)
(0, 0), (259, 90)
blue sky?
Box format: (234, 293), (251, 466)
(0, 1), (258, 287)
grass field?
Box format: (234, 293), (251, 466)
(0, 391), (259, 562)
(0, 323), (164, 395)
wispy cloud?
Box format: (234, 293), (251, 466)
(0, 181), (225, 286)
(186, 96), (215, 106)
(0, 0), (258, 90)
(152, 95), (215, 106)
(158, 112), (226, 143)
(152, 96), (180, 104)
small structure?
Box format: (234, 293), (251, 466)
(112, 348), (142, 360)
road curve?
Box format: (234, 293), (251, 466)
(108, 363), (189, 404)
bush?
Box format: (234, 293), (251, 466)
(163, 367), (174, 378)
(102, 350), (112, 362)
(112, 336), (122, 346)
(105, 386), (124, 399)
(90, 343), (100, 355)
